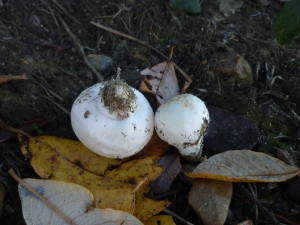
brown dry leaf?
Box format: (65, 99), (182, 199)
(19, 135), (169, 220)
(151, 154), (182, 193)
(188, 179), (232, 225)
(143, 215), (176, 225)
(140, 61), (180, 104)
(186, 150), (300, 182)
(133, 131), (169, 158)
(19, 178), (143, 225)
(0, 74), (29, 84)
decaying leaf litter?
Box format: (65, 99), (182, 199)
(1, 1), (300, 225)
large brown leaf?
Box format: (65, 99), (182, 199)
(186, 150), (300, 182)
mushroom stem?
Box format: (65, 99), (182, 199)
(177, 138), (203, 162)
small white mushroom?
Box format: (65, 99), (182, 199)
(71, 78), (154, 159)
(154, 94), (209, 161)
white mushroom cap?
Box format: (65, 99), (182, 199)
(71, 80), (154, 159)
(154, 94), (209, 161)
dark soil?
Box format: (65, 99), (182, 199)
(1, 0), (300, 224)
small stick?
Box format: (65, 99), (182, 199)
(0, 122), (33, 138)
(237, 183), (280, 225)
(56, 15), (104, 81)
(163, 208), (194, 225)
(90, 21), (192, 87)
(0, 74), (29, 84)
(8, 168), (76, 225)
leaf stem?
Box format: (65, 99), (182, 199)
(8, 168), (77, 225)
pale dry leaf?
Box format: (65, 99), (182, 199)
(140, 61), (180, 104)
(19, 178), (142, 225)
(186, 150), (300, 182)
(188, 179), (232, 225)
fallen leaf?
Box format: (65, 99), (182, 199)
(237, 220), (254, 225)
(151, 154), (182, 193)
(143, 215), (176, 225)
(276, 149), (300, 204)
(215, 52), (252, 83)
(274, 0), (300, 44)
(188, 179), (232, 225)
(204, 106), (259, 153)
(19, 178), (142, 225)
(186, 150), (300, 182)
(140, 61), (180, 104)
(19, 135), (169, 220)
(169, 0), (201, 14)
(0, 74), (29, 84)
(133, 131), (170, 158)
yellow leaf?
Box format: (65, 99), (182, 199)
(19, 135), (169, 220)
(188, 179), (232, 225)
(143, 215), (176, 225)
(186, 150), (300, 182)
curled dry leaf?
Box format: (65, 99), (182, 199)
(151, 154), (182, 193)
(19, 178), (142, 225)
(19, 135), (169, 220)
(140, 61), (180, 104)
(186, 150), (300, 182)
(188, 179), (233, 225)
(204, 106), (259, 153)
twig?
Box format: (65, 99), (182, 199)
(55, 15), (104, 81)
(43, 95), (70, 115)
(163, 208), (194, 225)
(90, 21), (192, 86)
(237, 183), (280, 225)
(51, 0), (80, 24)
(0, 122), (33, 138)
(8, 168), (76, 225)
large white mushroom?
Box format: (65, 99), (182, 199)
(154, 94), (209, 161)
(71, 76), (154, 159)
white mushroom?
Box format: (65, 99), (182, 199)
(154, 94), (209, 161)
(71, 77), (154, 159)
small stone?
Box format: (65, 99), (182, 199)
(215, 52), (253, 84)
(87, 54), (114, 72)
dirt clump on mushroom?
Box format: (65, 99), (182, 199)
(101, 79), (137, 120)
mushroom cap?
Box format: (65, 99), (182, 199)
(154, 94), (209, 160)
(71, 82), (154, 159)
